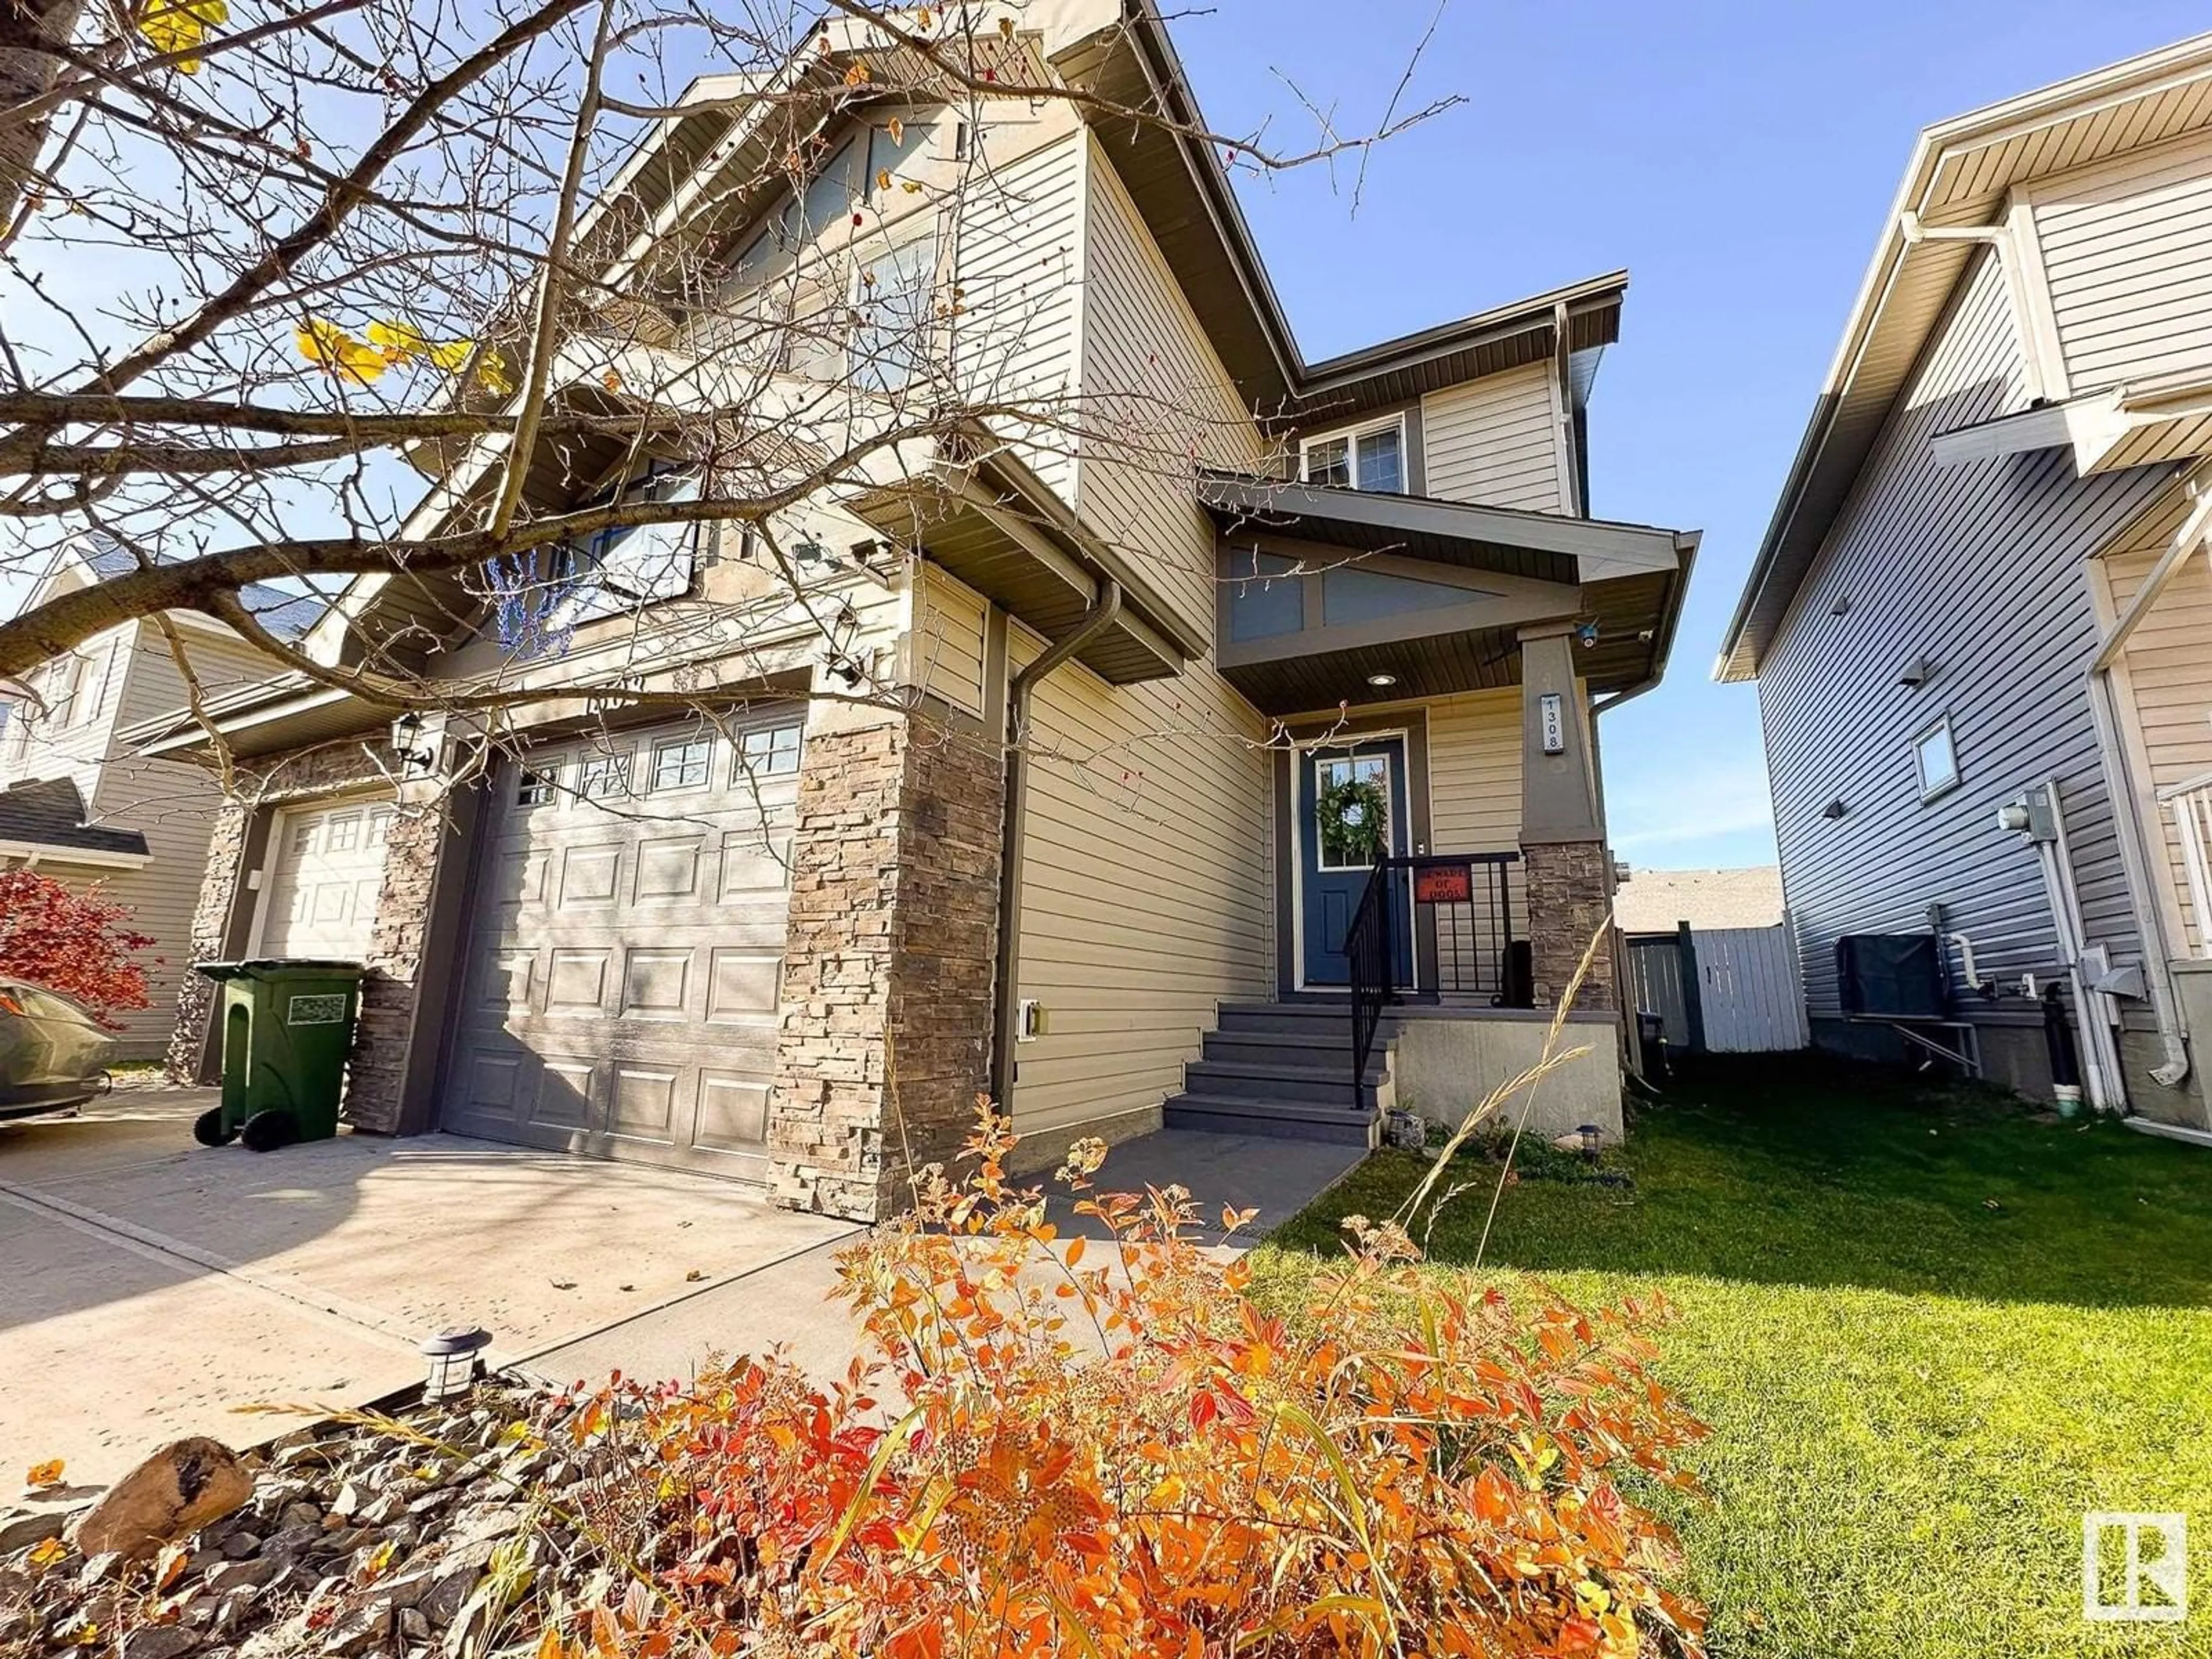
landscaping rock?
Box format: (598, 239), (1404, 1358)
(122, 1624), (204, 1659)
(74, 1440), (254, 1562)
(0, 1504), (74, 1554)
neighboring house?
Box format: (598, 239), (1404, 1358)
(0, 543), (316, 1058)
(130, 1), (1698, 1221)
(1614, 867), (1786, 937)
(1721, 34), (2212, 1130)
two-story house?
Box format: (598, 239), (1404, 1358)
(1722, 33), (2212, 1134)
(134, 0), (1697, 1220)
(0, 541), (317, 1058)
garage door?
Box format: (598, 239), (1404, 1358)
(260, 798), (395, 959)
(438, 715), (801, 1181)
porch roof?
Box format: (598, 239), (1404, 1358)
(1199, 472), (1698, 714)
(853, 437), (1201, 685)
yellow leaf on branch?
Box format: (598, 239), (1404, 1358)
(366, 319), (433, 360)
(139, 0), (229, 72)
(296, 317), (387, 385)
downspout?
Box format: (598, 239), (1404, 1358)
(2084, 477), (2212, 1094)
(990, 579), (1123, 1109)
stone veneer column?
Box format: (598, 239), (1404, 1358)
(1518, 624), (1617, 1013)
(340, 790), (452, 1135)
(164, 799), (253, 1084)
(768, 708), (1003, 1222)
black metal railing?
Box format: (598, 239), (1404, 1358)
(1348, 852), (1525, 1106)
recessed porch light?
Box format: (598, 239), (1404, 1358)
(1366, 672), (1398, 688)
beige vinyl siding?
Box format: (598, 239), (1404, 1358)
(2103, 519), (2212, 957)
(1760, 247), (2172, 1027)
(911, 565), (990, 720)
(2032, 131), (2212, 393)
(1426, 690), (1524, 853)
(1074, 134), (1270, 638)
(951, 120), (1089, 502)
(93, 625), (282, 1055)
(1008, 627), (1274, 1138)
(1424, 690), (1531, 945)
(1419, 363), (1566, 513)
(0, 626), (131, 804)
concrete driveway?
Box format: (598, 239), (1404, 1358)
(1, 1093), (1361, 1493)
(0, 1092), (855, 1489)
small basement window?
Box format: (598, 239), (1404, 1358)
(1915, 717), (1960, 801)
(1301, 417), (1406, 494)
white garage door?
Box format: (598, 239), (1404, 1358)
(438, 715), (802, 1181)
(259, 798), (395, 959)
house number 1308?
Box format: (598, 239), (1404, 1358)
(1540, 692), (1566, 755)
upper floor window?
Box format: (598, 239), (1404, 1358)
(727, 119), (940, 294)
(850, 231), (939, 393)
(1301, 417), (1406, 495)
(544, 463), (702, 634)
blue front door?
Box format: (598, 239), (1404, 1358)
(1298, 737), (1412, 986)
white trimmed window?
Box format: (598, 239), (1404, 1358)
(1915, 718), (1961, 801)
(1301, 416), (1406, 494)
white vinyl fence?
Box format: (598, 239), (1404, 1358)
(1628, 922), (1809, 1055)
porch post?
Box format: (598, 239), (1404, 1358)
(1518, 624), (1616, 1012)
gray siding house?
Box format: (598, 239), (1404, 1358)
(0, 544), (312, 1058)
(1722, 35), (2212, 1132)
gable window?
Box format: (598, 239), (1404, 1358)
(651, 734), (713, 793)
(1301, 418), (1406, 495)
(1226, 551), (1305, 643)
(1915, 717), (1961, 801)
(850, 231), (939, 392)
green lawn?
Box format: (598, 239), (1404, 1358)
(1255, 1055), (2212, 1658)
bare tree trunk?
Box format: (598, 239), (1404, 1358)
(0, 0), (84, 229)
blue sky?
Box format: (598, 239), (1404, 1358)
(1171, 0), (2212, 870)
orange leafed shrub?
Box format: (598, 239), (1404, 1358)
(553, 1108), (1707, 1657)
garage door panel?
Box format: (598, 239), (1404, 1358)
(546, 949), (612, 1013)
(697, 1071), (771, 1152)
(634, 836), (707, 902)
(529, 1058), (599, 1130)
(619, 948), (693, 1020)
(719, 835), (791, 900)
(439, 716), (801, 1182)
(707, 950), (781, 1021)
(557, 844), (623, 907)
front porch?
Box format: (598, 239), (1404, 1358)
(1154, 477), (1700, 1148)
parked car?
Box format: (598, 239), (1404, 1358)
(0, 979), (114, 1121)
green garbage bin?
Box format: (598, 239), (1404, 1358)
(190, 960), (365, 1152)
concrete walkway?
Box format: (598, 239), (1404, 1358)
(1, 1096), (1363, 1490)
(0, 1093), (852, 1488)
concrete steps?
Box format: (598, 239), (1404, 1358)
(1162, 1001), (1389, 1147)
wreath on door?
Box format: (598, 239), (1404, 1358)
(1316, 773), (1389, 866)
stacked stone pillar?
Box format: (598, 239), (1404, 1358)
(767, 703), (1003, 1222)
